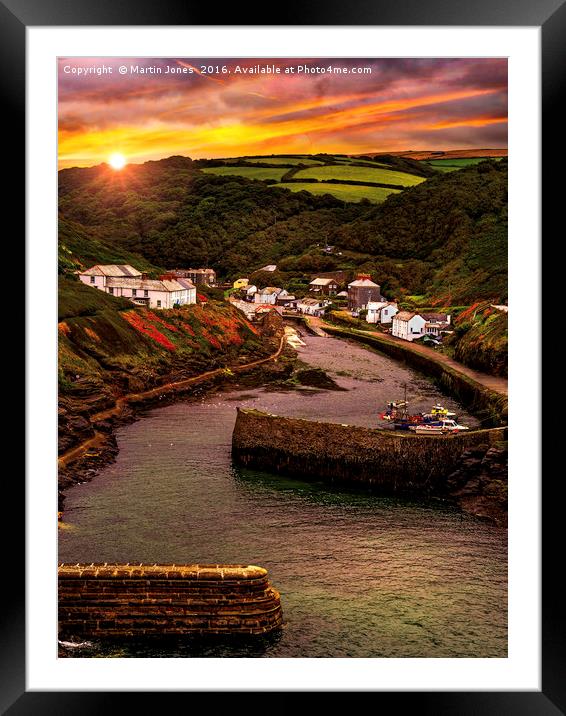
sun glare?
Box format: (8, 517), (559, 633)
(109, 153), (127, 170)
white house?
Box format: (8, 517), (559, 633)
(106, 277), (195, 309)
(392, 311), (427, 341)
(421, 312), (451, 337)
(254, 287), (287, 305)
(366, 301), (399, 325)
(78, 264), (196, 309)
(78, 264), (142, 290)
(296, 297), (329, 317)
(244, 285), (258, 301)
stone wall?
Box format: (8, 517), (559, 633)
(58, 563), (283, 638)
(232, 408), (507, 497)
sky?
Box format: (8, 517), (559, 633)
(58, 57), (507, 169)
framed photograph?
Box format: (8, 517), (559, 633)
(11, 0), (558, 710)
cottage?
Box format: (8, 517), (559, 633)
(366, 301), (399, 325)
(78, 264), (142, 291)
(347, 275), (384, 311)
(254, 287), (287, 305)
(296, 297), (328, 317)
(421, 313), (451, 337)
(233, 278), (249, 289)
(106, 277), (195, 309)
(309, 277), (338, 296)
(166, 268), (216, 286)
(244, 284), (258, 301)
(78, 264), (196, 309)
(392, 312), (427, 341)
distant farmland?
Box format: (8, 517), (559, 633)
(294, 164), (426, 187)
(196, 153), (429, 204)
(201, 166), (289, 181)
(272, 182), (401, 203)
(424, 157), (505, 173)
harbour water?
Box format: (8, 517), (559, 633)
(58, 332), (506, 657)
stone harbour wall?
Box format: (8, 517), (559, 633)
(58, 563), (283, 638)
(232, 408), (507, 497)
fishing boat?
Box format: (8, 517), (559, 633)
(429, 404), (457, 419)
(410, 419), (470, 434)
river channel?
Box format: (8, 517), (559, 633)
(58, 330), (506, 658)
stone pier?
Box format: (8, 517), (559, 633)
(58, 563), (283, 638)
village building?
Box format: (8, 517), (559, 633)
(233, 278), (249, 289)
(78, 264), (143, 290)
(276, 293), (296, 308)
(78, 265), (197, 309)
(347, 275), (385, 312)
(392, 312), (427, 341)
(107, 277), (195, 309)
(254, 287), (288, 305)
(296, 297), (329, 317)
(335, 290), (348, 299)
(166, 268), (216, 286)
(421, 312), (452, 337)
(243, 284), (258, 301)
(309, 277), (338, 296)
(366, 301), (399, 325)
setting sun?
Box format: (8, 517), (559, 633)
(108, 152), (126, 170)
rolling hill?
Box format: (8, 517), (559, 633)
(58, 154), (507, 304)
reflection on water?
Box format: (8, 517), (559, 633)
(59, 333), (506, 658)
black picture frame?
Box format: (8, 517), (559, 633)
(11, 0), (557, 710)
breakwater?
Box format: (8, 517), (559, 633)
(232, 408), (507, 498)
(322, 326), (508, 426)
(58, 563), (283, 638)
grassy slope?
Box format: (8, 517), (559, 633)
(59, 277), (265, 398)
(293, 165), (426, 186)
(272, 182), (400, 203)
(447, 302), (508, 377)
(58, 217), (161, 274)
(201, 166), (289, 181)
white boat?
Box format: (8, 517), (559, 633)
(410, 419), (470, 434)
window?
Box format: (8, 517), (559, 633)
(132, 289), (137, 297)
(156, 300), (161, 308)
(108, 288), (114, 295)
(144, 290), (148, 297)
(90, 276), (95, 284)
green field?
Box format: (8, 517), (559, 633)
(294, 164), (426, 186)
(201, 166), (289, 181)
(272, 182), (400, 203)
(424, 157), (505, 172)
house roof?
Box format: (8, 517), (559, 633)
(425, 322), (450, 330)
(394, 311), (417, 322)
(106, 277), (187, 292)
(366, 301), (388, 311)
(336, 291), (348, 297)
(257, 264), (277, 272)
(174, 277), (196, 290)
(259, 286), (283, 294)
(421, 312), (449, 322)
(348, 278), (380, 288)
(81, 264), (142, 277)
(310, 278), (336, 286)
(298, 298), (323, 306)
